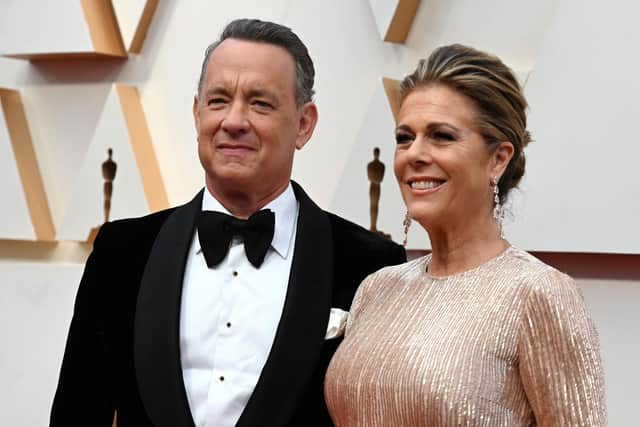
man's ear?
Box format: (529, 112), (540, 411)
(193, 95), (200, 136)
(490, 141), (515, 178)
(295, 102), (318, 150)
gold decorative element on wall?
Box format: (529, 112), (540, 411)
(368, 0), (421, 44)
(382, 77), (401, 122)
(1, 0), (158, 60)
(384, 0), (421, 43)
(0, 88), (55, 241)
(128, 0), (159, 53)
(48, 83), (166, 244)
(116, 84), (168, 212)
(0, 239), (91, 263)
(78, 0), (127, 58)
(3, 1), (125, 60)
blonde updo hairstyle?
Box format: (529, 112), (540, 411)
(399, 44), (531, 203)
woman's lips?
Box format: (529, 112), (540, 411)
(406, 177), (446, 195)
(409, 179), (444, 190)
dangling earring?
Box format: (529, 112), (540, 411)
(402, 211), (412, 247)
(492, 176), (504, 238)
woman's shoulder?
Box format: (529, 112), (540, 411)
(369, 255), (428, 281)
(355, 256), (428, 295)
(347, 256), (428, 322)
(504, 246), (580, 298)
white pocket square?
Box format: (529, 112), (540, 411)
(325, 308), (349, 339)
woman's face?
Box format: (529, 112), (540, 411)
(394, 85), (508, 231)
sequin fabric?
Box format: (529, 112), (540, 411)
(325, 246), (606, 426)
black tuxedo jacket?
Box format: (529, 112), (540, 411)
(50, 182), (405, 427)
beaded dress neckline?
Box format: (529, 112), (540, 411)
(423, 244), (514, 280)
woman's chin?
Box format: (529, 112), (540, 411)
(407, 204), (441, 224)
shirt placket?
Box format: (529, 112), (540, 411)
(204, 238), (244, 427)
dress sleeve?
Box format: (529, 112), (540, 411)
(518, 268), (607, 426)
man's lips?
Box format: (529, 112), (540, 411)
(216, 143), (256, 152)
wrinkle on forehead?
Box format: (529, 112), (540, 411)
(200, 39), (297, 104)
(398, 86), (479, 133)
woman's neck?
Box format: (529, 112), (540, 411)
(425, 215), (508, 277)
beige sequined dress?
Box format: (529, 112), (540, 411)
(325, 246), (606, 426)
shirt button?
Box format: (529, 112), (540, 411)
(219, 376), (225, 382)
(226, 322), (232, 328)
(232, 271), (238, 277)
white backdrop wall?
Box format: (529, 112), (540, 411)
(1, 0), (639, 425)
(1, 0), (636, 251)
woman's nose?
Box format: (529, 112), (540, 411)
(406, 136), (433, 166)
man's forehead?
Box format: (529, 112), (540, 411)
(202, 68), (289, 94)
(202, 39), (297, 94)
(208, 38), (296, 69)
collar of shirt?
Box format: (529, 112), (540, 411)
(198, 183), (298, 259)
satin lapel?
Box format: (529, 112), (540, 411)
(134, 190), (203, 427)
(236, 181), (334, 427)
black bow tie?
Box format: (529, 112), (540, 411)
(197, 209), (275, 268)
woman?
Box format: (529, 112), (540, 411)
(325, 44), (606, 425)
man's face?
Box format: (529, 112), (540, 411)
(194, 38), (316, 206)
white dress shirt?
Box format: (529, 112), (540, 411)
(180, 184), (298, 427)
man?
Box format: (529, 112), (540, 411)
(50, 19), (405, 427)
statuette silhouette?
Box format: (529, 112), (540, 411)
(367, 147), (390, 239)
(88, 148), (117, 243)
(102, 148), (117, 222)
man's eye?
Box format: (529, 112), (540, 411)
(253, 100), (272, 109)
(395, 133), (413, 144)
(207, 98), (226, 106)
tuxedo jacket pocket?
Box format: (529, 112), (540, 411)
(325, 308), (348, 340)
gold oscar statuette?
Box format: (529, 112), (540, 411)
(367, 147), (391, 240)
(88, 148), (117, 243)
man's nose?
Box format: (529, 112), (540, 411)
(221, 101), (249, 135)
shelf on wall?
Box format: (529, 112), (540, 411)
(0, 0), (158, 60)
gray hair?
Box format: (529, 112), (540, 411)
(197, 18), (315, 107)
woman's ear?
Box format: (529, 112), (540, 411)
(490, 141), (515, 178)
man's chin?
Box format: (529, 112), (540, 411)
(210, 170), (269, 195)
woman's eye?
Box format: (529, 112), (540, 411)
(433, 131), (455, 141)
(395, 133), (413, 144)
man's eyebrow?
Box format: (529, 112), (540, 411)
(203, 87), (230, 98)
(247, 88), (278, 101)
(202, 87), (279, 102)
